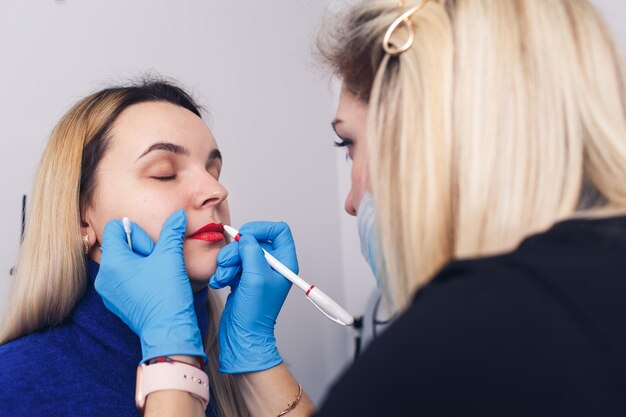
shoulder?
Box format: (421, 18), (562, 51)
(413, 254), (542, 315)
(0, 330), (132, 415)
(0, 330), (71, 392)
(394, 253), (562, 347)
(0, 332), (55, 411)
(317, 250), (626, 416)
(0, 331), (54, 376)
(394, 250), (616, 364)
(383, 254), (554, 353)
(317, 258), (541, 415)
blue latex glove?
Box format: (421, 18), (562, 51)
(209, 221), (297, 373)
(95, 210), (207, 364)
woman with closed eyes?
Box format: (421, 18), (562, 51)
(0, 80), (253, 417)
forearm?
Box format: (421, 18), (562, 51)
(144, 390), (205, 417)
(236, 363), (316, 417)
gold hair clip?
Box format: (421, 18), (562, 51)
(383, 0), (431, 56)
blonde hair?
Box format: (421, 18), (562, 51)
(321, 0), (626, 309)
(0, 81), (250, 417)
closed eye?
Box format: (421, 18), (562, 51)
(152, 175), (177, 181)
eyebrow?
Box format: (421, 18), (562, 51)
(331, 119), (343, 134)
(136, 142), (222, 163)
(332, 119), (350, 139)
(137, 142), (191, 161)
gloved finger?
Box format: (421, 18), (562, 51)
(209, 266), (242, 289)
(101, 219), (137, 261)
(153, 209), (187, 255)
(211, 238), (275, 288)
(238, 234), (274, 276)
(239, 221), (295, 251)
(128, 221), (155, 256)
(239, 222), (298, 273)
(211, 242), (243, 288)
(217, 240), (272, 268)
(216, 241), (241, 267)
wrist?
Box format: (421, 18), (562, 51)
(136, 357), (210, 412)
(142, 345), (208, 365)
(219, 330), (282, 373)
(168, 355), (203, 368)
(140, 318), (207, 364)
(147, 355), (204, 369)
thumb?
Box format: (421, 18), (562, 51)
(154, 209), (187, 254)
(238, 234), (273, 276)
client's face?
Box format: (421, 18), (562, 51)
(84, 101), (230, 290)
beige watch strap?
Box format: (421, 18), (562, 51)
(136, 362), (209, 411)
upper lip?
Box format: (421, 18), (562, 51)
(188, 222), (224, 237)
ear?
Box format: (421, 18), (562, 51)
(80, 207), (98, 254)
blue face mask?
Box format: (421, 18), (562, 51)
(357, 192), (382, 287)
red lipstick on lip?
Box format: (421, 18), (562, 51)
(189, 223), (225, 243)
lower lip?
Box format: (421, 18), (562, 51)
(189, 232), (225, 243)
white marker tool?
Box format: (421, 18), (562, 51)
(122, 217), (133, 251)
(223, 225), (354, 327)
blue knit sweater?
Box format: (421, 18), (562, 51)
(0, 259), (217, 417)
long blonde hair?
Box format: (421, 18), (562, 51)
(0, 81), (250, 417)
(321, 0), (626, 309)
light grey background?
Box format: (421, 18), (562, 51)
(0, 0), (623, 406)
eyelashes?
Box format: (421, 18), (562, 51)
(333, 138), (354, 162)
(147, 156), (222, 182)
(152, 175), (177, 181)
(151, 170), (220, 181)
(333, 138), (354, 148)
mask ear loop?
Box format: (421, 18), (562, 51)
(382, 0), (431, 56)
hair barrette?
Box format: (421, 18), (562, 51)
(383, 0), (431, 56)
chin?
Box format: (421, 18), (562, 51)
(185, 257), (219, 284)
(183, 242), (223, 288)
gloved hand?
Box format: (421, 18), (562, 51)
(209, 221), (297, 373)
(95, 210), (207, 364)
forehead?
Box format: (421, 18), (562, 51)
(108, 101), (216, 153)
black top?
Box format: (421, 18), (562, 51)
(316, 216), (626, 417)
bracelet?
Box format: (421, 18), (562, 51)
(277, 383), (302, 417)
(148, 356), (203, 370)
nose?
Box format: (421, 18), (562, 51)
(344, 188), (357, 217)
(194, 171), (229, 209)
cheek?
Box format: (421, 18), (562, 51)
(124, 196), (191, 245)
(91, 181), (188, 244)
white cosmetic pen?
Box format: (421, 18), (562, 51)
(223, 225), (355, 327)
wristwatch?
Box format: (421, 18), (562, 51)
(135, 360), (210, 412)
